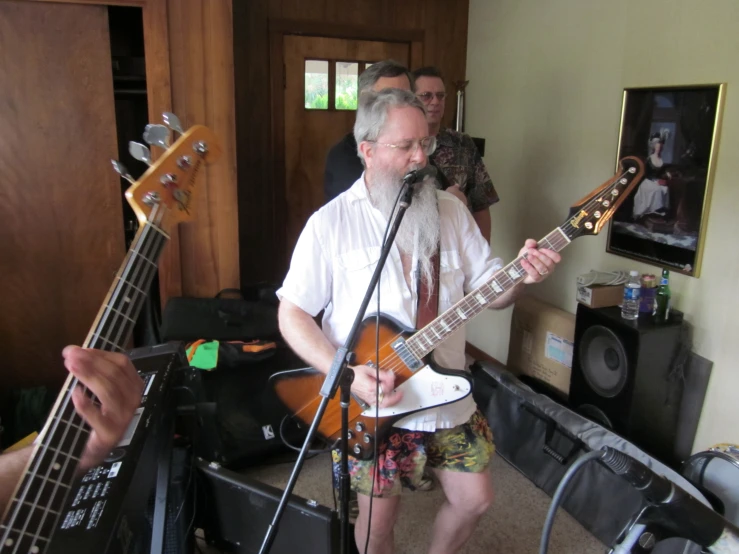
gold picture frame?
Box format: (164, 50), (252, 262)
(606, 84), (726, 277)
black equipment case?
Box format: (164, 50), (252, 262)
(472, 361), (709, 553)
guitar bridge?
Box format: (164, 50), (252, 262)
(391, 337), (423, 371)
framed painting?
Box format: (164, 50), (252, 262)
(606, 84), (726, 277)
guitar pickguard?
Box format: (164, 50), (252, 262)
(359, 364), (471, 418)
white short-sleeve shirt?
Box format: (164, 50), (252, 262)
(277, 176), (503, 431)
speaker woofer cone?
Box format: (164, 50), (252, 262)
(579, 325), (629, 398)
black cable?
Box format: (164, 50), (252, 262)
(173, 384), (204, 428)
(278, 415), (327, 458)
(539, 450), (605, 554)
(363, 179), (407, 554)
(183, 461), (198, 547)
(171, 384), (202, 529)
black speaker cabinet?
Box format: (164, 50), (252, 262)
(570, 304), (684, 467)
(196, 458), (339, 553)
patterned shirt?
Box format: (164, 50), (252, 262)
(430, 128), (500, 213)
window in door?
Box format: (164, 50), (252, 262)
(335, 61), (358, 110)
(304, 60), (377, 111)
(304, 59), (329, 109)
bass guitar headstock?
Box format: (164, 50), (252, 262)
(112, 112), (221, 232)
(561, 156), (644, 241)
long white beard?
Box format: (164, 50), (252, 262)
(367, 167), (440, 286)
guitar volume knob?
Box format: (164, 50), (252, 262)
(363, 434), (373, 444)
(353, 444), (363, 455)
(355, 422), (365, 432)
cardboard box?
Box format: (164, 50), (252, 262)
(507, 295), (575, 396)
(576, 284), (624, 309)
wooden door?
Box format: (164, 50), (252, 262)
(0, 1), (124, 389)
(283, 35), (410, 258)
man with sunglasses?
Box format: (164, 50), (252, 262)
(278, 89), (560, 553)
(411, 66), (499, 241)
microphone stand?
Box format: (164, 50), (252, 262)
(259, 176), (417, 554)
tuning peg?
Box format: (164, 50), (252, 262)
(143, 124), (170, 150)
(129, 141), (152, 166)
(162, 112), (184, 135)
(111, 160), (135, 184)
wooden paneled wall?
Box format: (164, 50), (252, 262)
(233, 0), (471, 286)
(163, 0), (240, 300)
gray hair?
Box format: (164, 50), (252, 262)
(354, 89), (427, 165)
(358, 60), (413, 94)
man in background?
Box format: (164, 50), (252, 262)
(411, 66), (499, 240)
(324, 60), (413, 203)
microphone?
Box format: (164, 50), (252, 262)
(403, 165), (438, 185)
(600, 447), (739, 552)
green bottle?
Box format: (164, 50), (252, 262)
(655, 269), (671, 321)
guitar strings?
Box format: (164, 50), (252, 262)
(355, 167), (633, 381)
(2, 206), (166, 552)
(357, 237), (562, 377)
(406, 166), (633, 358)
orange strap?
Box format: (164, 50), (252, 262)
(186, 339), (208, 362)
(226, 339), (277, 353)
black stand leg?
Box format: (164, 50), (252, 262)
(339, 369), (354, 554)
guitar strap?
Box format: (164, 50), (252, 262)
(416, 247), (441, 330)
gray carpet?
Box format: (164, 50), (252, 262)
(197, 452), (606, 553)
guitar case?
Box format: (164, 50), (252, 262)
(472, 360), (708, 553)
(160, 287), (280, 342)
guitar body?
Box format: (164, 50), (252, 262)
(271, 314), (472, 460)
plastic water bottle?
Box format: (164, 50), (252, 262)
(621, 270), (641, 320)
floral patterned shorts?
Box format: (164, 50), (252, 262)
(332, 409), (495, 498)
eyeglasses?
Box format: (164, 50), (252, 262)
(368, 136), (437, 156)
(416, 92), (447, 103)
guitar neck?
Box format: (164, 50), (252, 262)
(406, 227), (571, 358)
(84, 222), (169, 352)
(0, 221), (169, 554)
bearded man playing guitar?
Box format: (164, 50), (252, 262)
(277, 88), (560, 554)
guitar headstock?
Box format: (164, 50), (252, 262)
(562, 156), (645, 241)
(114, 113), (221, 232)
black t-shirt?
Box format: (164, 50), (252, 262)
(324, 133), (364, 202)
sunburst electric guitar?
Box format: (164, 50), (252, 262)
(0, 115), (220, 554)
(272, 156), (645, 460)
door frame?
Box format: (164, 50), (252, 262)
(268, 19), (424, 275)
(24, 0), (181, 303)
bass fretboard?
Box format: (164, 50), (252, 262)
(0, 220), (168, 554)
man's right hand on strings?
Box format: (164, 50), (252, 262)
(350, 365), (403, 407)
